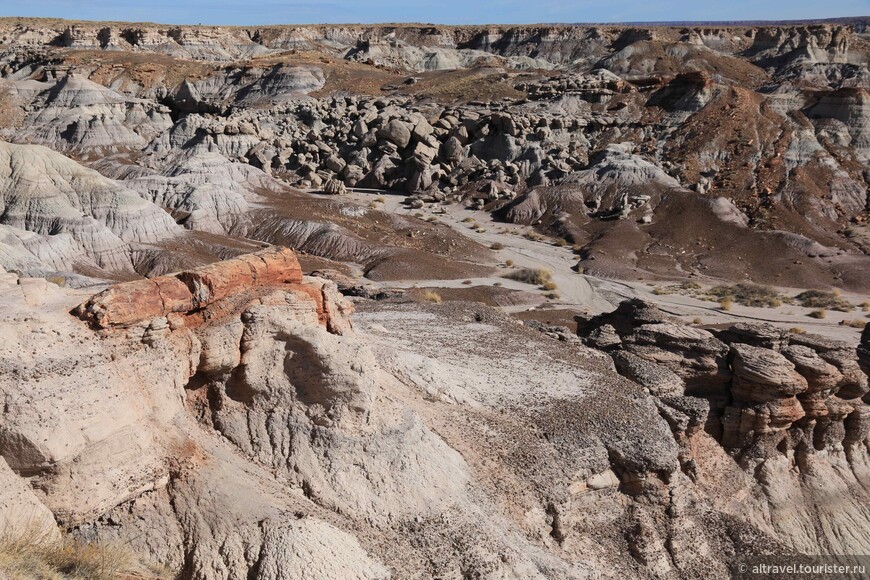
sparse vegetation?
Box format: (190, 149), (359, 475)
(0, 526), (140, 580)
(504, 259), (514, 267)
(374, 196), (386, 203)
(46, 276), (66, 287)
(808, 309), (827, 319)
(461, 217), (474, 223)
(490, 242), (505, 250)
(795, 290), (853, 312)
(789, 327), (807, 334)
(706, 283), (785, 308)
(860, 300), (870, 312)
(719, 297), (734, 311)
(544, 292), (560, 300)
(839, 319), (867, 329)
(420, 290), (442, 303)
(461, 279), (473, 285)
(541, 281), (558, 291)
(505, 268), (553, 286)
(692, 317), (703, 325)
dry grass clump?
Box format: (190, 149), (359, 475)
(652, 281), (704, 297)
(789, 327), (807, 334)
(719, 297), (734, 311)
(420, 290), (442, 303)
(839, 319), (867, 329)
(795, 290), (853, 312)
(692, 317), (703, 325)
(490, 242), (505, 250)
(541, 281), (558, 291)
(504, 268), (553, 286)
(808, 309), (827, 319)
(861, 300), (870, 312)
(707, 283), (785, 308)
(0, 525), (139, 580)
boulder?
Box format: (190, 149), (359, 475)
(377, 119), (412, 149)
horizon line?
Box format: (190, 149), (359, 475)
(0, 14), (868, 28)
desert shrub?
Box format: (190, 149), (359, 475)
(374, 196), (386, 203)
(544, 292), (560, 300)
(505, 268), (553, 286)
(0, 525), (139, 580)
(461, 217), (474, 223)
(789, 327), (807, 334)
(504, 259), (514, 267)
(860, 301), (870, 312)
(707, 283), (785, 308)
(490, 242), (505, 250)
(461, 280), (473, 285)
(808, 309), (827, 319)
(795, 290), (853, 312)
(839, 319), (867, 329)
(46, 276), (66, 287)
(541, 281), (558, 291)
(553, 238), (568, 247)
(719, 297), (734, 311)
(421, 290), (442, 303)
(692, 317), (703, 325)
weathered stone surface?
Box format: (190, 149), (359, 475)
(611, 350), (684, 396)
(78, 247), (304, 328)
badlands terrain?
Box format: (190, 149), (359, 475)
(0, 15), (869, 579)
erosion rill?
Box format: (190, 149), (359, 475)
(0, 14), (869, 580)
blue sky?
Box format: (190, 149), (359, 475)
(0, 0), (868, 25)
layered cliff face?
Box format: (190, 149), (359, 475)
(578, 300), (870, 555)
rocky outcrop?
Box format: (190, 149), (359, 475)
(76, 247), (355, 334)
(859, 324), (870, 377)
(578, 299), (870, 556)
(723, 344), (808, 449)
